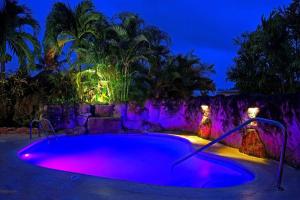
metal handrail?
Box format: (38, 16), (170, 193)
(29, 118), (56, 140)
(172, 117), (288, 190)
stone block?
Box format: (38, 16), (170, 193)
(0, 127), (16, 134)
(123, 120), (143, 131)
(113, 104), (126, 118)
(78, 104), (91, 114)
(76, 113), (91, 126)
(62, 106), (76, 129)
(94, 105), (114, 117)
(0, 127), (38, 134)
(16, 127), (38, 134)
(87, 117), (121, 134)
(61, 126), (86, 135)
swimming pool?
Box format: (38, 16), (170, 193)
(18, 133), (254, 188)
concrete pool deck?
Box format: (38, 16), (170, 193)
(0, 133), (300, 200)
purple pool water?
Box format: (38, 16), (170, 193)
(18, 133), (254, 188)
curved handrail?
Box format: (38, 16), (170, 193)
(30, 118), (56, 140)
(29, 119), (40, 140)
(172, 117), (288, 190)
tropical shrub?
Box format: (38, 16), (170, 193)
(75, 69), (109, 104)
(36, 70), (79, 105)
(74, 12), (152, 103)
(0, 72), (41, 126)
(146, 53), (215, 104)
(228, 0), (300, 94)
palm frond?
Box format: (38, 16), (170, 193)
(110, 25), (128, 39)
(0, 0), (41, 76)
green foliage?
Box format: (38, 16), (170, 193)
(75, 69), (109, 104)
(37, 71), (79, 105)
(74, 11), (215, 105)
(43, 0), (106, 70)
(75, 12), (152, 103)
(0, 69), (80, 126)
(105, 13), (151, 102)
(228, 0), (300, 94)
(0, 0), (41, 79)
(147, 53), (215, 102)
(0, 72), (41, 126)
(0, 0), (217, 128)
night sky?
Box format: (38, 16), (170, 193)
(9, 0), (292, 89)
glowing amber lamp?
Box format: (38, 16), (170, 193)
(247, 107), (260, 126)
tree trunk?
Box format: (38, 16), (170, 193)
(44, 49), (57, 70)
(0, 61), (5, 80)
(0, 41), (6, 80)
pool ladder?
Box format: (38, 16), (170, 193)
(29, 118), (57, 140)
(172, 117), (288, 191)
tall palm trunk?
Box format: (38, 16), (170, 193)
(0, 42), (6, 81)
(44, 49), (57, 70)
(123, 63), (130, 102)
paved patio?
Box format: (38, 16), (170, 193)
(0, 133), (300, 200)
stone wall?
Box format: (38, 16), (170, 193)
(123, 94), (300, 168)
(45, 104), (122, 134)
(24, 94), (300, 167)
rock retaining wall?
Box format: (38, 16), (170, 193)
(123, 95), (300, 168)
(1, 94), (299, 167)
(45, 104), (122, 134)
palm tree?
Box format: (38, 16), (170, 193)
(143, 26), (170, 72)
(44, 0), (106, 70)
(74, 38), (115, 103)
(150, 53), (215, 101)
(127, 26), (171, 103)
(73, 13), (153, 103)
(0, 0), (40, 80)
(106, 12), (150, 102)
